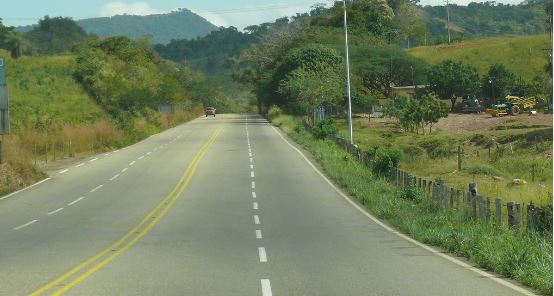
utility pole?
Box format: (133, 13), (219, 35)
(343, 0), (353, 144)
(446, 0), (451, 45)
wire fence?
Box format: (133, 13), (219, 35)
(303, 121), (553, 234)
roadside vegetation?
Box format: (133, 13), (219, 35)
(271, 114), (552, 295)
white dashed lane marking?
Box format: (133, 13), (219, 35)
(109, 174), (120, 181)
(254, 215), (260, 225)
(251, 182), (255, 189)
(75, 163), (85, 167)
(261, 279), (272, 296)
(67, 196), (85, 206)
(89, 158), (98, 163)
(256, 230), (263, 239)
(253, 202), (258, 210)
(47, 208), (64, 216)
(59, 169), (69, 174)
(130, 161), (136, 166)
(251, 171), (255, 178)
(13, 220), (38, 231)
(138, 156), (144, 160)
(252, 192), (256, 198)
(121, 168), (128, 173)
(90, 185), (103, 193)
(258, 247), (267, 262)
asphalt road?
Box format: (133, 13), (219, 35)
(0, 114), (536, 296)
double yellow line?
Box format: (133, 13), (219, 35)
(31, 128), (222, 296)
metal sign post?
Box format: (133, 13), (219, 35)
(0, 57), (10, 164)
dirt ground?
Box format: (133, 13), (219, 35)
(433, 113), (553, 133)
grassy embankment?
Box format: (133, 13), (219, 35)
(408, 34), (551, 81)
(271, 114), (552, 295)
(0, 50), (202, 195)
(336, 116), (552, 206)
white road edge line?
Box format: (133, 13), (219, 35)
(256, 230), (263, 239)
(261, 279), (272, 296)
(59, 169), (69, 174)
(258, 247), (267, 262)
(253, 202), (258, 210)
(48, 208), (64, 215)
(90, 185), (103, 192)
(68, 196), (85, 206)
(13, 219), (38, 231)
(0, 178), (51, 201)
(270, 124), (536, 296)
(254, 215), (260, 225)
(252, 192), (257, 198)
(109, 174), (120, 181)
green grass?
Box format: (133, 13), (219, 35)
(3, 50), (109, 130)
(407, 35), (551, 81)
(273, 114), (552, 295)
(336, 117), (552, 206)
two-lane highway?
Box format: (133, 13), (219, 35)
(0, 114), (534, 295)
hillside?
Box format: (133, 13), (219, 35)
(77, 9), (217, 45)
(407, 34), (551, 81)
(421, 0), (550, 39)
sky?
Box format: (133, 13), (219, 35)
(2, 0), (526, 30)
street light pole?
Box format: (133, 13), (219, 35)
(343, 0), (353, 144)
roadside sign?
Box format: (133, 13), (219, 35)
(0, 57), (5, 85)
(0, 57), (9, 135)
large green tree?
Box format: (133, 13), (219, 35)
(428, 60), (480, 110)
(25, 16), (89, 54)
(481, 63), (517, 103)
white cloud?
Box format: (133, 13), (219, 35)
(100, 2), (159, 17)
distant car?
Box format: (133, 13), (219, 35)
(205, 107), (216, 117)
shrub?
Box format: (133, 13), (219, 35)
(313, 118), (338, 139)
(267, 105), (283, 121)
(372, 147), (403, 175)
(400, 185), (423, 203)
(464, 164), (501, 176)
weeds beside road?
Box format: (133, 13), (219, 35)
(272, 114), (552, 295)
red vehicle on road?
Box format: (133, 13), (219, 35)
(205, 107), (216, 117)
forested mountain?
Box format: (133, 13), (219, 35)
(77, 9), (217, 45)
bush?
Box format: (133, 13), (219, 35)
(400, 185), (423, 203)
(267, 105), (283, 121)
(313, 118), (338, 139)
(372, 147), (403, 175)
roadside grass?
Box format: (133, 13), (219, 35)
(336, 117), (552, 206)
(0, 50), (203, 195)
(272, 114), (552, 295)
(407, 34), (551, 81)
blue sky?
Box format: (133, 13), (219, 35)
(3, 0), (524, 30)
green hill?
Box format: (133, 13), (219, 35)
(407, 34), (551, 81)
(77, 9), (217, 45)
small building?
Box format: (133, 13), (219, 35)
(390, 85), (429, 98)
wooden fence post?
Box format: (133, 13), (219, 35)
(495, 198), (502, 224)
(507, 202), (520, 230)
(457, 145), (462, 170)
(477, 195), (485, 221)
(471, 194), (477, 220)
(450, 188), (455, 208)
(485, 197), (491, 221)
(527, 203), (535, 232)
(418, 178), (422, 188)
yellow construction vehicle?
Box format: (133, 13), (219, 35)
(485, 95), (536, 117)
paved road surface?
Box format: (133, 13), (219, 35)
(0, 114), (535, 295)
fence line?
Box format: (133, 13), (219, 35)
(303, 121), (552, 233)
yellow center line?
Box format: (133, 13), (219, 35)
(31, 128), (222, 296)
